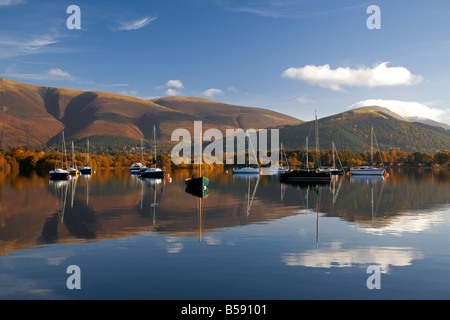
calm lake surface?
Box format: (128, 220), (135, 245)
(0, 167), (449, 300)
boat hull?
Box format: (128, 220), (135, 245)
(232, 167), (260, 174)
(49, 170), (70, 180)
(141, 169), (165, 179)
(349, 167), (385, 175)
(79, 167), (92, 175)
(185, 176), (209, 189)
(279, 169), (332, 182)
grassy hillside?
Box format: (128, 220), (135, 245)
(0, 77), (301, 148)
(279, 108), (450, 153)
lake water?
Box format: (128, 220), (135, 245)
(0, 167), (449, 301)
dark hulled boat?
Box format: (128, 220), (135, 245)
(49, 168), (70, 180)
(141, 167), (165, 179)
(185, 176), (209, 189)
(279, 169), (332, 182)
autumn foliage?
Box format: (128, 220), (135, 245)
(0, 147), (448, 176)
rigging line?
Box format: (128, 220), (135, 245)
(374, 179), (386, 217)
(373, 129), (384, 166)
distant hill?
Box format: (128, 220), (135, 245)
(278, 108), (450, 153)
(405, 116), (450, 131)
(0, 77), (301, 148)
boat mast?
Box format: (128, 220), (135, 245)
(332, 142), (336, 169)
(306, 136), (309, 170)
(141, 138), (144, 164)
(153, 124), (157, 169)
(71, 141), (76, 169)
(371, 126), (374, 166)
(199, 124), (202, 177)
(315, 111), (320, 169)
(62, 130), (68, 170)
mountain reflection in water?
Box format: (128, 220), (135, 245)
(0, 167), (448, 257)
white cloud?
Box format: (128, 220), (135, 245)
(202, 88), (223, 98)
(118, 16), (157, 31)
(295, 95), (313, 104)
(282, 62), (423, 91)
(166, 79), (184, 89)
(349, 99), (448, 122)
(165, 88), (182, 96)
(46, 68), (71, 79)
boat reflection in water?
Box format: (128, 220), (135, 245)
(139, 177), (164, 225)
(185, 184), (209, 241)
(232, 173), (260, 216)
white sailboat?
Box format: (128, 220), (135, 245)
(141, 125), (166, 179)
(232, 132), (260, 174)
(130, 138), (145, 174)
(350, 127), (385, 175)
(49, 131), (70, 180)
(68, 141), (79, 176)
(269, 142), (290, 174)
(79, 138), (92, 175)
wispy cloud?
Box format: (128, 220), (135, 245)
(295, 95), (314, 104)
(282, 62), (423, 91)
(118, 89), (138, 96)
(203, 88), (223, 98)
(3, 65), (73, 81)
(117, 16), (157, 31)
(0, 0), (25, 7)
(0, 34), (61, 58)
(217, 0), (371, 19)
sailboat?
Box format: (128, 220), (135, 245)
(130, 138), (145, 174)
(79, 138), (92, 175)
(268, 142), (290, 174)
(68, 141), (79, 176)
(232, 132), (260, 174)
(279, 112), (332, 182)
(319, 142), (345, 175)
(185, 125), (209, 190)
(49, 131), (70, 180)
(349, 127), (385, 175)
(141, 125), (166, 179)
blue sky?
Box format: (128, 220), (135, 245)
(1, 0), (450, 125)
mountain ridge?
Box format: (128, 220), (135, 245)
(0, 77), (449, 153)
(0, 77), (301, 148)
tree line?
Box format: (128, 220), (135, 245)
(0, 147), (449, 176)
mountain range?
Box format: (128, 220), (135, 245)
(0, 77), (449, 153)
